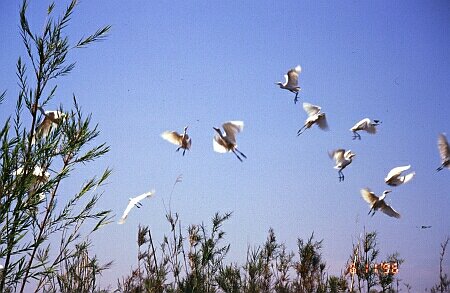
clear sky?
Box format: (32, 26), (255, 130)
(1, 0), (449, 291)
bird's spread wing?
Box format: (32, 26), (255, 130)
(118, 191), (154, 224)
(286, 66), (300, 88)
(402, 172), (415, 184)
(161, 131), (182, 146)
(438, 133), (449, 161)
(118, 201), (135, 224)
(185, 136), (192, 149)
(385, 165), (411, 181)
(303, 103), (321, 117)
(380, 203), (401, 218)
(213, 136), (229, 153)
(350, 118), (369, 131)
(222, 121), (244, 143)
(133, 191), (155, 203)
(329, 149), (345, 163)
(360, 188), (378, 205)
(317, 114), (328, 130)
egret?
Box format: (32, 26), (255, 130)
(118, 190), (155, 224)
(384, 165), (415, 186)
(329, 149), (355, 182)
(276, 65), (301, 103)
(213, 121), (247, 162)
(350, 118), (381, 140)
(437, 133), (449, 171)
(161, 126), (192, 156)
(297, 102), (328, 136)
(416, 225), (432, 229)
(32, 107), (67, 144)
(15, 166), (50, 199)
(360, 188), (400, 218)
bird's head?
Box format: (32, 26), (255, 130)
(275, 82), (283, 87)
(373, 119), (381, 124)
(383, 190), (392, 196)
(213, 127), (221, 134)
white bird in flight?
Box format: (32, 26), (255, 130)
(437, 133), (449, 172)
(329, 149), (355, 182)
(276, 65), (302, 104)
(350, 118), (381, 140)
(384, 165), (415, 186)
(360, 188), (400, 218)
(118, 190), (155, 224)
(161, 126), (192, 156)
(297, 102), (329, 136)
(213, 121), (247, 162)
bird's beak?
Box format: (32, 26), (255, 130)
(386, 190), (392, 193)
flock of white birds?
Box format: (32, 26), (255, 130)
(26, 65), (450, 223)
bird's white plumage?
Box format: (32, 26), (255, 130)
(438, 133), (449, 163)
(350, 118), (377, 134)
(297, 102), (328, 135)
(161, 131), (183, 145)
(385, 165), (415, 186)
(213, 138), (229, 153)
(285, 66), (301, 88)
(36, 110), (66, 138)
(221, 121), (244, 144)
(118, 190), (155, 224)
(361, 188), (400, 218)
(303, 103), (321, 117)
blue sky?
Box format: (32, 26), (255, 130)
(1, 0), (449, 290)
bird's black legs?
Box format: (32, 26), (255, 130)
(338, 170), (344, 182)
(232, 150), (243, 162)
(182, 149), (186, 156)
(436, 165), (443, 172)
(352, 132), (361, 140)
(294, 92), (299, 104)
(297, 126), (307, 136)
(176, 147), (181, 152)
(134, 202), (143, 208)
(235, 148), (247, 159)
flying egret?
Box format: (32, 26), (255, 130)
(276, 65), (302, 103)
(161, 126), (192, 156)
(350, 118), (381, 140)
(329, 149), (355, 182)
(213, 121), (247, 162)
(360, 188), (400, 218)
(297, 102), (329, 136)
(118, 190), (155, 224)
(416, 225), (432, 229)
(384, 165), (415, 186)
(437, 133), (449, 171)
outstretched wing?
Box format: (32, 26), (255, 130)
(161, 131), (182, 146)
(360, 188), (378, 205)
(380, 203), (401, 218)
(350, 118), (369, 132)
(438, 133), (449, 162)
(118, 201), (134, 224)
(385, 165), (411, 181)
(303, 102), (321, 117)
(286, 65), (301, 88)
(213, 136), (229, 153)
(222, 121), (244, 143)
(133, 191), (155, 203)
(317, 114), (328, 130)
(329, 149), (345, 164)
